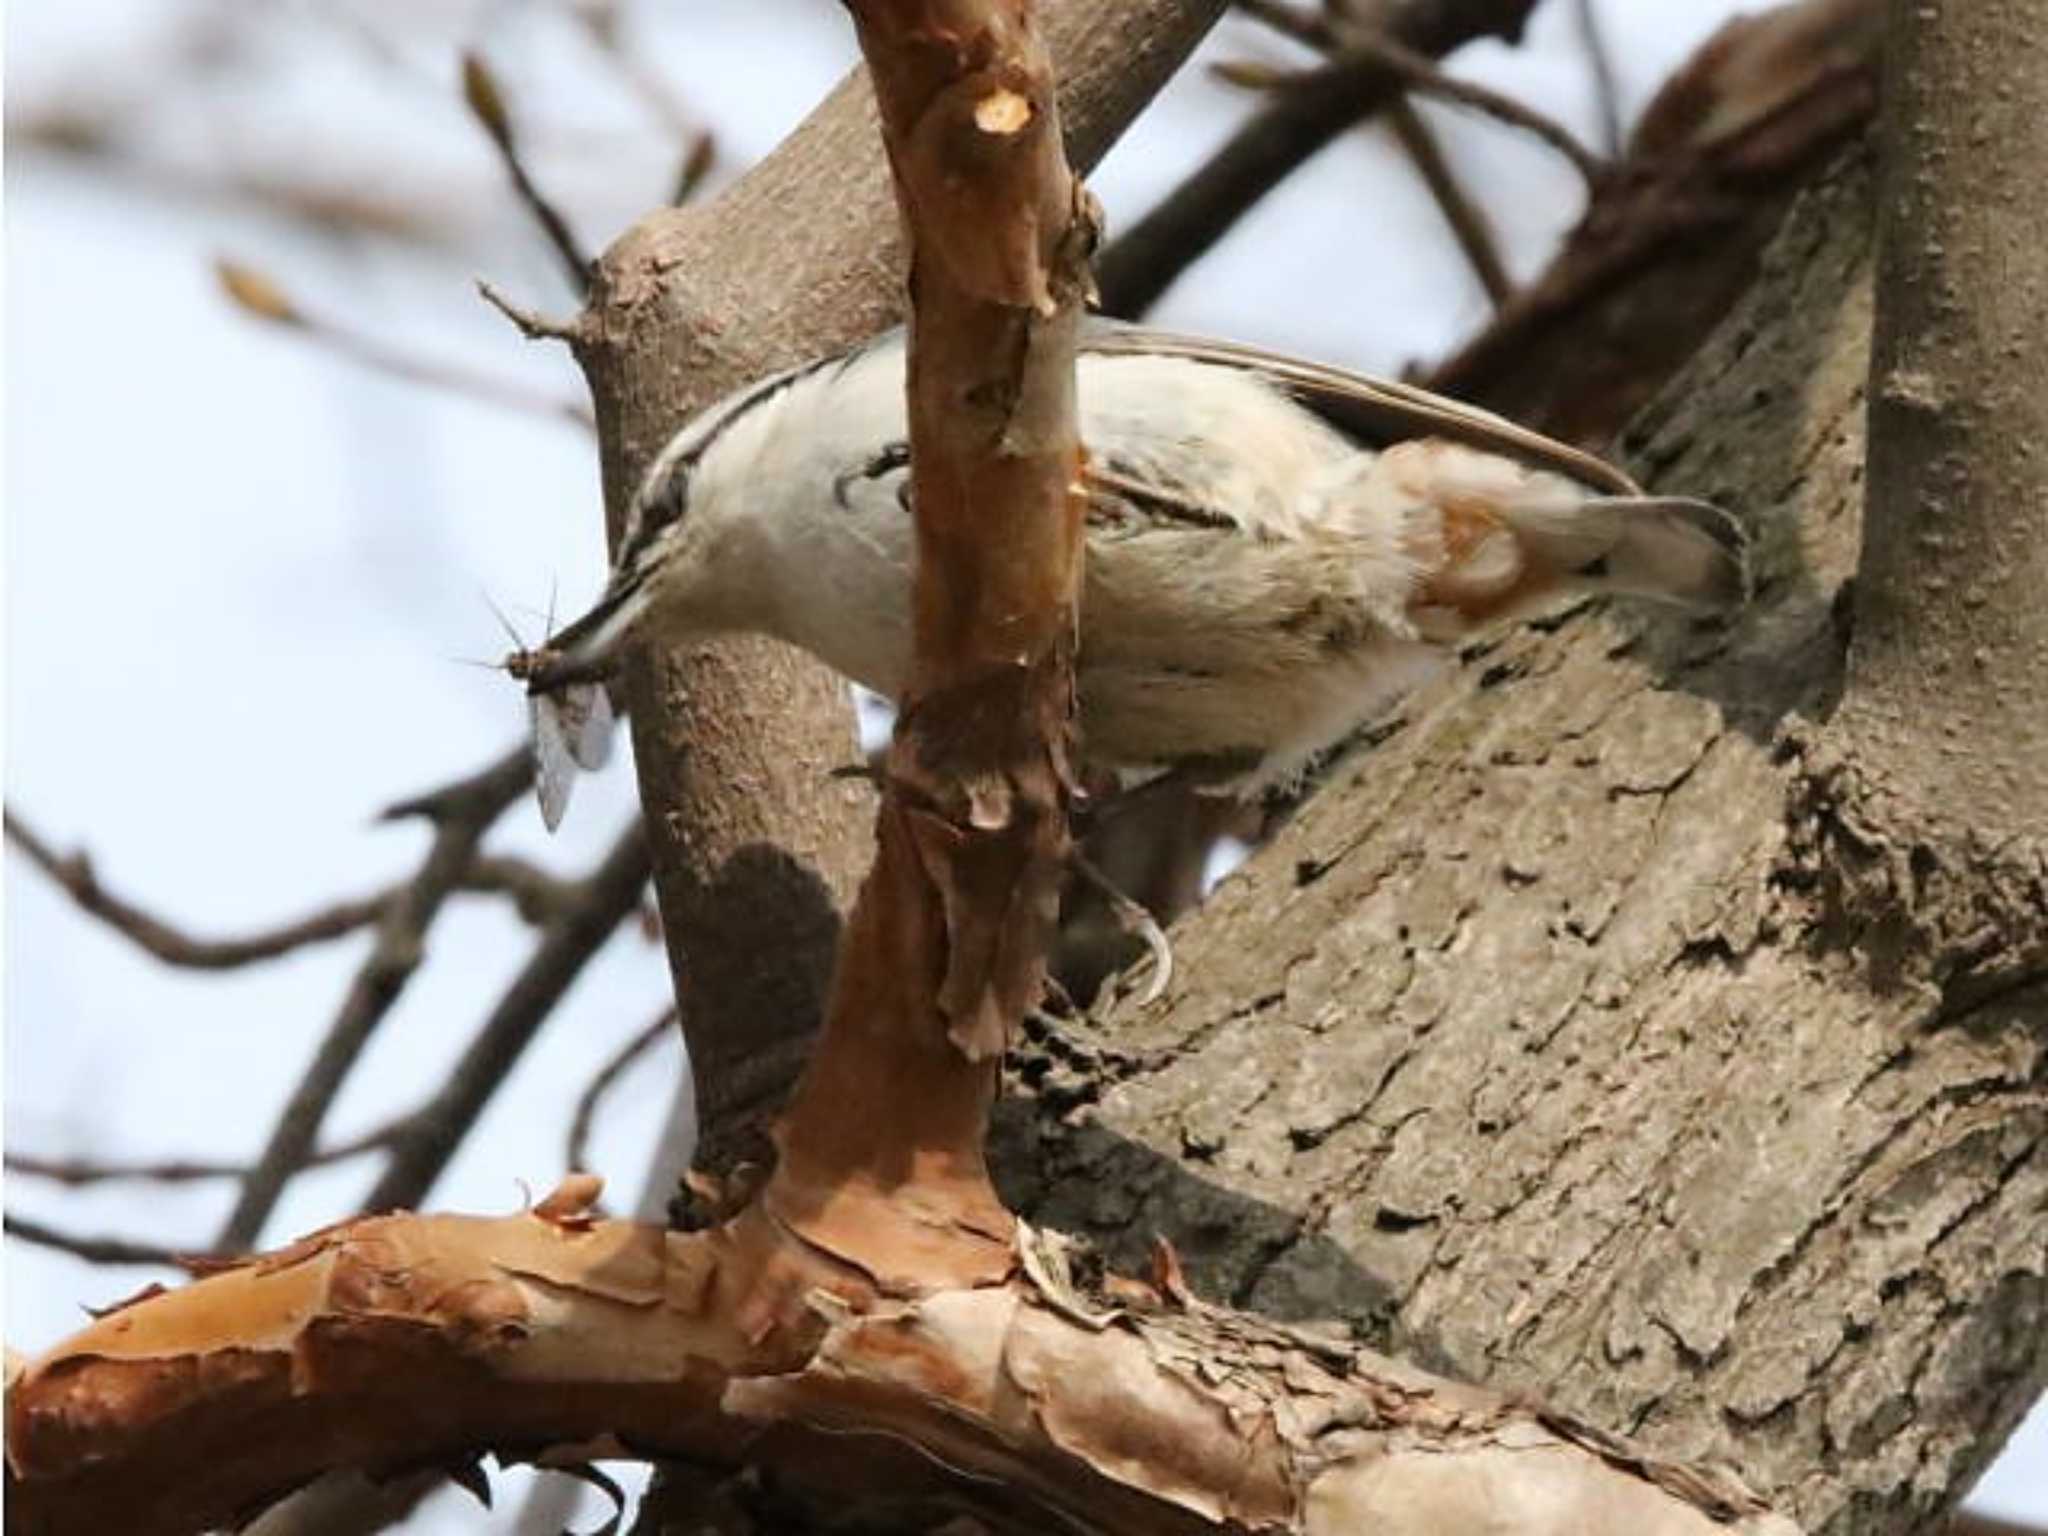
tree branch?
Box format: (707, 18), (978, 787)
(1422, 0), (1883, 447)
(1095, 0), (1540, 318)
(1386, 95), (1513, 306)
(1841, 0), (2048, 830)
(1573, 0), (1625, 155)
(361, 822), (653, 1215)
(215, 260), (593, 430)
(218, 747), (532, 1250)
(564, 1005), (677, 1177)
(1346, 29), (1605, 184)
(6, 1115), (401, 1190)
(461, 52), (592, 294)
(4, 812), (594, 969)
(4, 1193), (1800, 1536)
(1220, 23), (1604, 186)
(3, 1213), (230, 1270)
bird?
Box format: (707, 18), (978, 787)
(508, 323), (1747, 833)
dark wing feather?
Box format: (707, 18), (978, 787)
(1079, 325), (1640, 496)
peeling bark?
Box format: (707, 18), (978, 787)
(1000, 147), (2047, 1536)
(3, 1189), (1799, 1536)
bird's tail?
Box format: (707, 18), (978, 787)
(1505, 495), (1750, 612)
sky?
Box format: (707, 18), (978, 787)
(5, 1), (2043, 1529)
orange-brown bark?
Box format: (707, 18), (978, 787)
(5, 1182), (1801, 1536)
(766, 0), (1095, 1286)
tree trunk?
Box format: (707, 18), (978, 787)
(999, 143), (2048, 1536)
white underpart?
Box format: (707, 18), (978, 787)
(563, 331), (1705, 805)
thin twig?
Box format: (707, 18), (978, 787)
(564, 0), (704, 147)
(215, 259), (592, 428)
(218, 746), (534, 1249)
(300, 314), (593, 428)
(1096, 0), (1542, 318)
(7, 1153), (250, 1185)
(364, 821), (653, 1214)
(1347, 31), (1606, 185)
(476, 278), (582, 344)
(1233, 0), (1605, 183)
(1573, 0), (1626, 156)
(4, 1212), (230, 1269)
(5, 810), (594, 969)
(558, 1), (720, 206)
(1233, 0), (1335, 49)
(462, 52), (592, 294)
(6, 808), (388, 969)
(1387, 95), (1514, 306)
(565, 1004), (677, 1174)
(7, 1114), (410, 1189)
(673, 132), (718, 205)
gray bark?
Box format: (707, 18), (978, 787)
(568, 0), (1227, 1168)
(999, 146), (2047, 1535)
(1845, 0), (2048, 829)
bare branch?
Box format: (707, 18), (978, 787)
(1422, 0), (1882, 447)
(4, 1213), (229, 1270)
(214, 259), (592, 429)
(1345, 30), (1605, 184)
(565, 1005), (677, 1176)
(363, 822), (653, 1215)
(1573, 0), (1626, 155)
(576, 0), (1234, 1179)
(3, 812), (589, 971)
(1387, 95), (1513, 305)
(475, 278), (583, 344)
(1232, 0), (1335, 49)
(1096, 0), (1540, 318)
(461, 52), (592, 294)
(219, 746), (533, 1249)
(1233, 2), (1604, 175)
(5, 809), (388, 969)
(7, 1114), (409, 1190)
(6, 1153), (248, 1186)
(671, 132), (717, 205)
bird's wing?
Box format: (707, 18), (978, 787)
(832, 437), (1249, 538)
(1078, 326), (1640, 496)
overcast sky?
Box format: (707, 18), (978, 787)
(6, 2), (2042, 1529)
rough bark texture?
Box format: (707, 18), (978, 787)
(997, 147), (2048, 1536)
(571, 0), (1227, 1170)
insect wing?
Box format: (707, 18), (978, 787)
(554, 682), (615, 772)
(530, 695), (580, 832)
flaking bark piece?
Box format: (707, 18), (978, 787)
(532, 1173), (606, 1231)
(892, 661), (1073, 1063)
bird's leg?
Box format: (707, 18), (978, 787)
(1068, 849), (1173, 1006)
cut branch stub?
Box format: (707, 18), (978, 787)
(766, 0), (1092, 1286)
